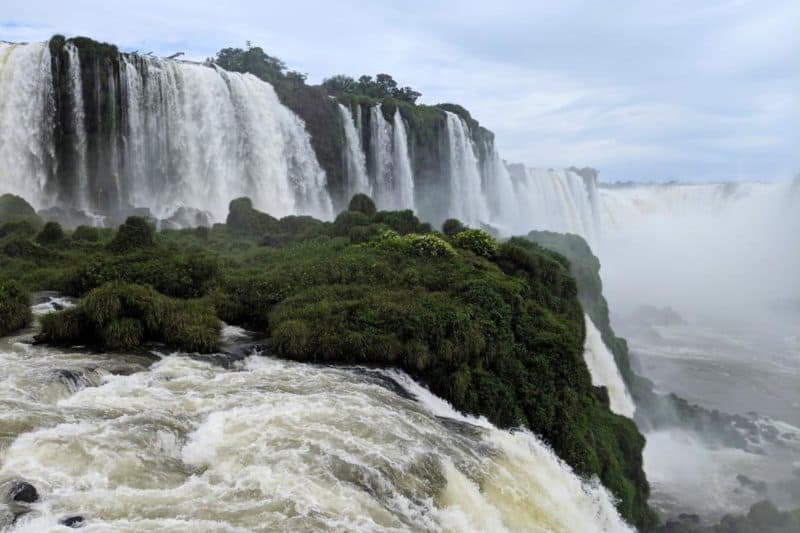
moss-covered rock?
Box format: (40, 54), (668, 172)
(0, 280), (31, 336)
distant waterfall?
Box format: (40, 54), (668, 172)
(0, 41), (333, 222)
(0, 42), (54, 208)
(583, 314), (636, 417)
(368, 105), (414, 211)
(338, 103), (370, 200)
(509, 166), (599, 243)
(444, 112), (489, 225)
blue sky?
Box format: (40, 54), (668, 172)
(2, 1), (798, 182)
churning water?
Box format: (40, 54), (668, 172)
(0, 302), (632, 532)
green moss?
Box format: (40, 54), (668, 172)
(0, 280), (31, 336)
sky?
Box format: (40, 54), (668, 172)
(2, 0), (798, 182)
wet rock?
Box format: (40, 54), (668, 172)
(8, 481), (38, 503)
(677, 513), (700, 524)
(60, 515), (84, 528)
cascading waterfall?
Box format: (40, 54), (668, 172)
(480, 141), (518, 230)
(582, 314), (636, 417)
(120, 55), (332, 221)
(444, 112), (489, 225)
(391, 110), (415, 211)
(0, 314), (632, 532)
(369, 105), (394, 209)
(0, 42), (54, 209)
(368, 105), (414, 211)
(337, 103), (370, 199)
(508, 166), (599, 243)
(0, 41), (333, 222)
(64, 44), (89, 209)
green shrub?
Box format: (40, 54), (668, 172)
(452, 228), (498, 258)
(403, 233), (456, 258)
(0, 280), (31, 336)
(226, 197), (278, 237)
(347, 193), (377, 216)
(0, 220), (38, 238)
(442, 218), (465, 237)
(331, 210), (371, 236)
(72, 225), (100, 242)
(36, 221), (65, 245)
(373, 209), (426, 235)
(37, 282), (220, 353)
(108, 217), (155, 253)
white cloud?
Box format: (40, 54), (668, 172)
(1, 0), (797, 182)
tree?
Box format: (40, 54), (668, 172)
(214, 45), (287, 85)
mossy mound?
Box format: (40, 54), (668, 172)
(0, 280), (31, 336)
(108, 216), (155, 252)
(0, 194), (43, 230)
(37, 282), (220, 353)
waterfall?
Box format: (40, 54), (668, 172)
(0, 41), (333, 222)
(369, 104), (394, 209)
(368, 105), (414, 211)
(444, 112), (489, 225)
(391, 109), (415, 210)
(337, 103), (370, 199)
(65, 44), (89, 209)
(509, 166), (599, 243)
(120, 55), (332, 221)
(480, 141), (518, 230)
(583, 314), (636, 417)
(0, 42), (54, 209)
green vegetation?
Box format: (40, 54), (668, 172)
(0, 194), (43, 230)
(0, 280), (31, 336)
(37, 282), (220, 353)
(322, 73), (421, 104)
(452, 228), (498, 258)
(0, 195), (655, 528)
(36, 221), (65, 245)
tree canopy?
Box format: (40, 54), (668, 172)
(323, 73), (421, 104)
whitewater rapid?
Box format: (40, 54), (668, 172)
(0, 303), (632, 532)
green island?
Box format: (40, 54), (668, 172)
(0, 192), (656, 530)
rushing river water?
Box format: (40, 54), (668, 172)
(0, 297), (631, 532)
